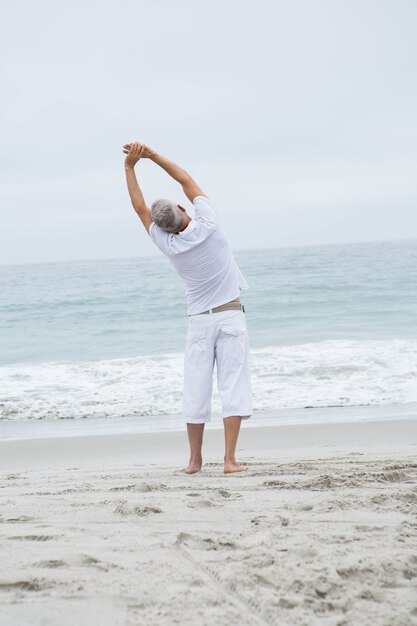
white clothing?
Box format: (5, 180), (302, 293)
(149, 196), (249, 315)
(182, 309), (253, 423)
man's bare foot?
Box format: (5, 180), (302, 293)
(184, 460), (202, 474)
(224, 460), (247, 474)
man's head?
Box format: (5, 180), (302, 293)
(151, 198), (187, 233)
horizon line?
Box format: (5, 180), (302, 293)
(1, 236), (416, 269)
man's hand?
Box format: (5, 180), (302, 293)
(123, 142), (156, 163)
(123, 142), (207, 203)
(124, 142), (146, 169)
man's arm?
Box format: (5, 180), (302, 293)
(123, 143), (206, 204)
(124, 143), (152, 233)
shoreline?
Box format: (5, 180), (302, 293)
(1, 417), (416, 471)
(1, 401), (417, 443)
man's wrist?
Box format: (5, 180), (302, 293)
(149, 152), (159, 162)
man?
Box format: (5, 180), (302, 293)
(123, 142), (253, 474)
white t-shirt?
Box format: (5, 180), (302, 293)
(149, 196), (249, 315)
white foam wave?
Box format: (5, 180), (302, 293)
(1, 339), (417, 421)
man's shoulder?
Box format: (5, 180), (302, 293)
(192, 195), (220, 223)
(149, 221), (175, 254)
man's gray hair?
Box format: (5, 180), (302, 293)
(151, 198), (184, 233)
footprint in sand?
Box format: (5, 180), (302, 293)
(187, 498), (217, 509)
(252, 573), (279, 590)
(111, 482), (168, 493)
(262, 479), (288, 489)
(1, 516), (33, 523)
(176, 532), (237, 551)
(383, 462), (417, 471)
(5, 474), (24, 481)
(80, 555), (121, 572)
(250, 515), (267, 527)
(375, 470), (409, 482)
(186, 490), (237, 502)
(34, 560), (67, 569)
(0, 579), (50, 591)
(109, 484), (137, 492)
(398, 492), (417, 504)
(113, 501), (162, 517)
(217, 488), (232, 498)
(8, 535), (59, 542)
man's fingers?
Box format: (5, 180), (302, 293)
(123, 141), (143, 158)
(123, 141), (144, 154)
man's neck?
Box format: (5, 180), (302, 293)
(177, 215), (191, 233)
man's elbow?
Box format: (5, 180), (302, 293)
(180, 172), (193, 185)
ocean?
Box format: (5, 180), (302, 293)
(1, 239), (417, 430)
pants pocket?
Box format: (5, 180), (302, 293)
(186, 329), (209, 365)
(218, 325), (247, 366)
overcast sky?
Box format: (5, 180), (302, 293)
(1, 0), (416, 265)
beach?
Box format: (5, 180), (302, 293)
(1, 241), (417, 624)
(1, 417), (417, 625)
(2, 0), (417, 621)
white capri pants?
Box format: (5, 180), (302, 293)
(182, 308), (253, 424)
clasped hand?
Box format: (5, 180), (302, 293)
(123, 142), (155, 168)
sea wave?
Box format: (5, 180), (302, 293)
(1, 339), (417, 421)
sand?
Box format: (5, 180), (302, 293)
(1, 418), (417, 626)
